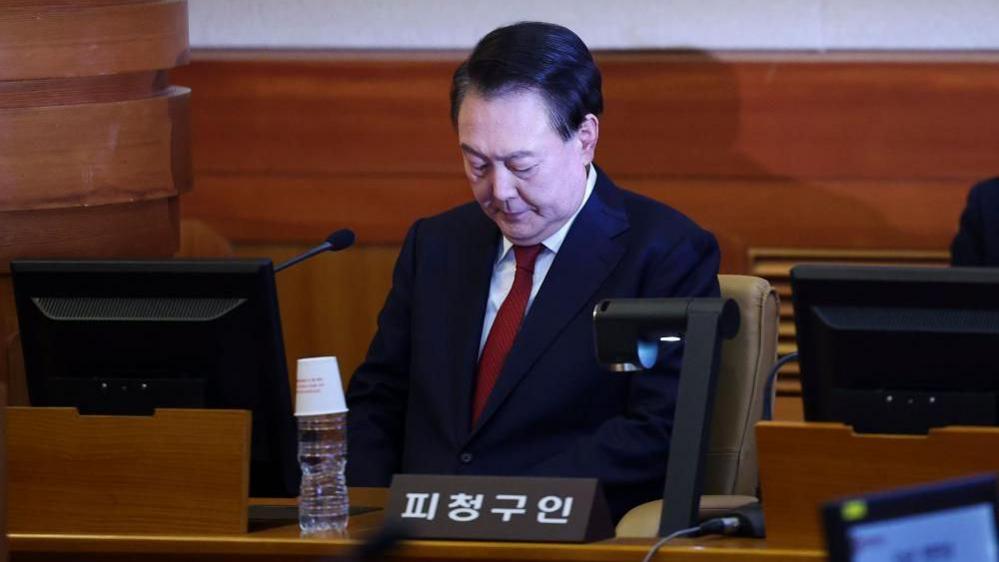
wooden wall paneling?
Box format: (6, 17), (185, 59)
(173, 52), (999, 182)
(181, 175), (971, 273)
(0, 198), (181, 271)
(174, 56), (457, 177)
(771, 396), (803, 423)
(0, 71), (170, 109)
(0, 0), (189, 81)
(177, 218), (235, 258)
(178, 175), (468, 244)
(231, 244), (397, 392)
(618, 178), (967, 273)
(0, 87), (192, 211)
(730, 61), (999, 180)
(599, 55), (999, 181)
(174, 52), (998, 251)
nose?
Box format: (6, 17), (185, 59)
(490, 168), (518, 205)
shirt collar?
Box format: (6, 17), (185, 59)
(498, 164), (598, 261)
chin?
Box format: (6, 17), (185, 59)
(500, 227), (539, 245)
(511, 235), (546, 246)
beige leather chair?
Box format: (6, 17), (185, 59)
(615, 274), (780, 536)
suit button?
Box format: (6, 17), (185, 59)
(459, 452), (474, 464)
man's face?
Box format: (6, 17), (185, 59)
(457, 89), (598, 246)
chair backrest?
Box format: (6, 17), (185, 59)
(701, 274), (780, 496)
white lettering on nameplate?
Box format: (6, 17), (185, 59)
(537, 496), (573, 524)
(490, 494), (528, 522)
(447, 493), (484, 522)
(400, 492), (440, 520)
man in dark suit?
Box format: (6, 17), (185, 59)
(952, 177), (999, 266)
(345, 21), (720, 520)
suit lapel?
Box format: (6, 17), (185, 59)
(444, 210), (500, 444)
(470, 172), (630, 435)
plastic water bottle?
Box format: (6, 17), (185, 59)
(298, 411), (349, 534)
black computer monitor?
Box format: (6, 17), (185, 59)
(10, 258), (299, 497)
(822, 474), (999, 562)
(791, 264), (999, 434)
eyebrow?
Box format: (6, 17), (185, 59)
(460, 144), (536, 161)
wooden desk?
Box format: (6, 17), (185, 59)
(9, 490), (825, 562)
(757, 421), (999, 548)
(9, 525), (824, 562)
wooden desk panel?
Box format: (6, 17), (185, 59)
(7, 408), (250, 536)
(10, 523), (824, 562)
(758, 421), (999, 549)
(8, 488), (824, 562)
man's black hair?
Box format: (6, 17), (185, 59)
(450, 21), (603, 141)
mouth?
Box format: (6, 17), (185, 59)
(497, 209), (529, 222)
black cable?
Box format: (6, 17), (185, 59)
(639, 518), (739, 562)
(640, 526), (700, 562)
(762, 352), (799, 420)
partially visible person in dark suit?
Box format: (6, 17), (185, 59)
(952, 177), (999, 266)
(345, 21), (720, 520)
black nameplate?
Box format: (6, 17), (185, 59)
(385, 474), (614, 542)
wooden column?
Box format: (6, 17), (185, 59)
(0, 0), (191, 405)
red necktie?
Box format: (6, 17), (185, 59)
(472, 244), (544, 425)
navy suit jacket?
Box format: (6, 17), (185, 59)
(345, 169), (720, 520)
(952, 177), (999, 266)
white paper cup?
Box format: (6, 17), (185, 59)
(294, 356), (348, 416)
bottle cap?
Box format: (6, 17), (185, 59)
(294, 356), (348, 416)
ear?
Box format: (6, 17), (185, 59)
(576, 113), (599, 165)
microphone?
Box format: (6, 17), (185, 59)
(274, 228), (355, 273)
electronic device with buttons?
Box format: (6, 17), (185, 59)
(823, 474), (999, 562)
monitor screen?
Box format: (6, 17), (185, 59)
(791, 264), (999, 434)
(10, 258), (299, 497)
(823, 474), (999, 562)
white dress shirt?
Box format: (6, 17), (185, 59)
(478, 165), (598, 356)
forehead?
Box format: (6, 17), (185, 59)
(456, 89), (562, 155)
